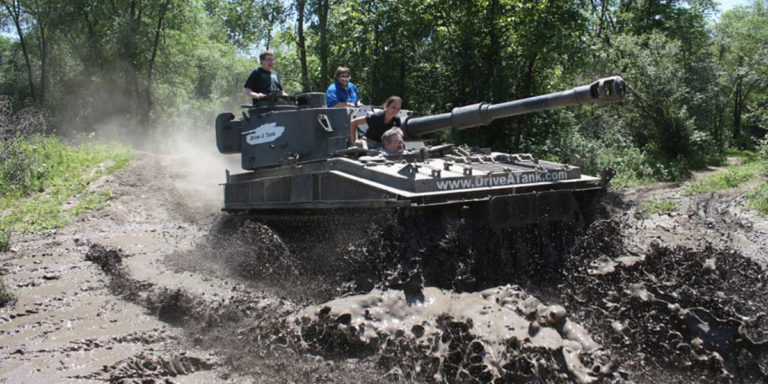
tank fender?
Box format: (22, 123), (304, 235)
(216, 112), (241, 154)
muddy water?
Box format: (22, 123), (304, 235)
(3, 152), (768, 383)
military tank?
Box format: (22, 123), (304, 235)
(216, 76), (623, 224)
(215, 77), (624, 281)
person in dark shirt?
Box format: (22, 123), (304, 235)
(244, 50), (287, 101)
(326, 66), (360, 108)
(349, 96), (402, 146)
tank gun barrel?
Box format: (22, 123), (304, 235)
(402, 76), (625, 138)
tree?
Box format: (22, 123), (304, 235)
(295, 0), (309, 92)
(206, 0), (288, 51)
(1, 0), (36, 103)
(715, 0), (768, 146)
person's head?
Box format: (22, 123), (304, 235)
(382, 96), (402, 119)
(381, 127), (404, 154)
(334, 67), (351, 85)
(259, 50), (275, 70)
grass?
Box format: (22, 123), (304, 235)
(0, 136), (133, 237)
(681, 145), (768, 215)
(684, 160), (761, 195)
(746, 182), (768, 215)
(634, 199), (676, 219)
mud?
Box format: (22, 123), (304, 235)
(561, 220), (768, 382)
(2, 151), (768, 383)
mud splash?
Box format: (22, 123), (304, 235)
(194, 207), (586, 303)
(562, 219), (768, 383)
(291, 286), (621, 383)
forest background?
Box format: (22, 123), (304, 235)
(0, 0), (766, 185)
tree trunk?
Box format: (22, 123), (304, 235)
(1, 0), (37, 103)
(141, 1), (168, 129)
(733, 58), (744, 142)
(31, 0), (48, 108)
(318, 0), (329, 89)
(296, 0), (309, 92)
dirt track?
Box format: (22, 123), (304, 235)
(1, 151), (767, 383)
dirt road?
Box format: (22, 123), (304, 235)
(2, 151), (767, 383)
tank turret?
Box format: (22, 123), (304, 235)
(216, 77), (624, 171)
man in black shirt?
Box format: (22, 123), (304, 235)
(244, 50), (287, 101)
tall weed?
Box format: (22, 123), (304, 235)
(0, 277), (13, 307)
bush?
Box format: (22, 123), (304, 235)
(0, 277), (13, 307)
(1, 100), (133, 239)
(746, 182), (768, 215)
(1, 136), (48, 198)
(0, 136), (132, 233)
(0, 227), (9, 252)
(757, 136), (768, 176)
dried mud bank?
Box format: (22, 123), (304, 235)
(0, 235), (219, 384)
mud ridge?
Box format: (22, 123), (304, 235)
(74, 351), (215, 384)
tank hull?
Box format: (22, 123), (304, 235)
(222, 151), (604, 228)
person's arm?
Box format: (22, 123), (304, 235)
(326, 87), (338, 108)
(245, 87), (266, 99)
(349, 116), (366, 143)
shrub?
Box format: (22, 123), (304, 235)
(0, 277), (13, 307)
(0, 227), (9, 252)
(757, 136), (768, 176)
(746, 182), (768, 215)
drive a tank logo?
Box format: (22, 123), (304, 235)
(242, 122), (285, 145)
(435, 170), (568, 190)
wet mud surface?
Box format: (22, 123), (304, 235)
(2, 152), (768, 383)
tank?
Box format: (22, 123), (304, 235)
(215, 76), (624, 225)
(215, 77), (624, 279)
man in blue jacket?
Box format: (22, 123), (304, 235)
(326, 66), (360, 108)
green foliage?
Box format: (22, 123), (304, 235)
(0, 277), (14, 307)
(0, 135), (48, 197)
(0, 227), (9, 252)
(0, 0), (764, 188)
(746, 182), (768, 215)
(684, 162), (760, 195)
(0, 136), (132, 235)
(715, 1), (768, 147)
(757, 136), (768, 176)
(634, 199), (677, 219)
(746, 138), (768, 215)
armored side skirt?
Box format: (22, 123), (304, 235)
(222, 168), (603, 228)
